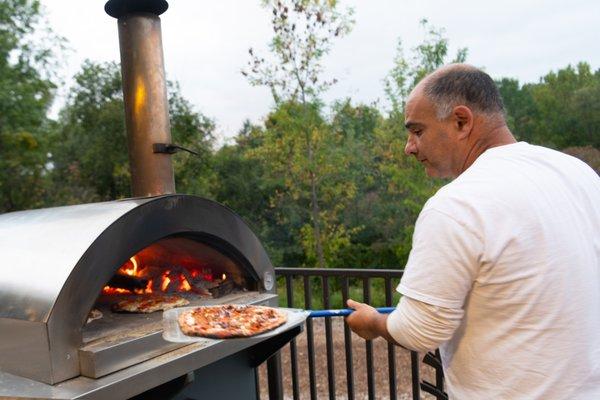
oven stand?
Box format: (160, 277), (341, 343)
(130, 325), (303, 400)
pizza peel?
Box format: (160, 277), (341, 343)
(163, 306), (310, 342)
(162, 306), (395, 342)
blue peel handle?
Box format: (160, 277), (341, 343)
(309, 307), (395, 318)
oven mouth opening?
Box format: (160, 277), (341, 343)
(98, 233), (257, 299)
(87, 233), (260, 327)
(78, 233), (272, 379)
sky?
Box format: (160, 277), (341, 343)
(41, 0), (600, 145)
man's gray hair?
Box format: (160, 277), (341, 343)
(423, 65), (506, 120)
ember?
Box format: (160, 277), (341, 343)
(102, 256), (224, 296)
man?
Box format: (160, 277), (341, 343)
(346, 64), (600, 399)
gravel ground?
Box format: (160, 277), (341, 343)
(258, 318), (437, 400)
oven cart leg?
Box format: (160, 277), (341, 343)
(267, 352), (283, 400)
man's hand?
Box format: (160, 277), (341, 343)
(345, 299), (390, 341)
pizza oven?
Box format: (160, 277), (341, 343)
(0, 195), (303, 398)
(0, 1), (304, 398)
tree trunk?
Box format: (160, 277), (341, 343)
(308, 143), (326, 269)
(300, 91), (326, 269)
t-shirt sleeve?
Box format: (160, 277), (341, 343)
(397, 208), (483, 309)
(386, 295), (464, 352)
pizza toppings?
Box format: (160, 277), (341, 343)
(112, 293), (190, 313)
(178, 304), (287, 338)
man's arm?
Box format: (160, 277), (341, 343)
(346, 296), (463, 352)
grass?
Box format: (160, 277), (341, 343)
(276, 275), (402, 311)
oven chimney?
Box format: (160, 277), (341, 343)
(105, 0), (175, 197)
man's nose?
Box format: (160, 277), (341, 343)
(404, 136), (417, 156)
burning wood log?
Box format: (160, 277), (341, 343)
(167, 265), (216, 297)
(209, 280), (235, 298)
(107, 273), (148, 291)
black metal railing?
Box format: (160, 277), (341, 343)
(259, 268), (448, 400)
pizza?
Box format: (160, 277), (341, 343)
(112, 294), (189, 313)
(86, 308), (103, 323)
(178, 304), (287, 338)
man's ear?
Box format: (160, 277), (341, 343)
(452, 105), (473, 140)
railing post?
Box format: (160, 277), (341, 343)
(411, 351), (420, 400)
(303, 275), (317, 400)
(341, 276), (355, 400)
(322, 275), (336, 399)
(285, 275), (300, 400)
(385, 277), (398, 400)
(363, 277), (376, 400)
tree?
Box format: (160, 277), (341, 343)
(498, 62), (600, 149)
(243, 0), (353, 268)
(168, 82), (216, 197)
(528, 62), (599, 148)
(49, 61), (129, 203)
(49, 61), (215, 204)
(496, 77), (537, 143)
(384, 18), (467, 118)
(0, 0), (60, 212)
(212, 121), (302, 267)
(373, 19), (465, 265)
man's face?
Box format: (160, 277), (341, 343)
(403, 90), (463, 179)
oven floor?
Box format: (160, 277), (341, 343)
(78, 291), (277, 379)
(83, 290), (261, 344)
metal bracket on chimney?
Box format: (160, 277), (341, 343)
(153, 143), (200, 156)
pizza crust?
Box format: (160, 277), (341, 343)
(112, 294), (190, 313)
(178, 304), (287, 338)
(86, 308), (103, 323)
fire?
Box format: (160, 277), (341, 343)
(161, 275), (171, 291)
(179, 277), (192, 291)
(102, 286), (130, 295)
(123, 256), (138, 276)
(222, 273), (226, 280)
(145, 279), (153, 293)
(102, 256), (219, 295)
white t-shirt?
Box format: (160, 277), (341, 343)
(396, 142), (600, 399)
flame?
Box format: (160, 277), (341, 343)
(145, 279), (153, 294)
(102, 285), (130, 294)
(102, 256), (222, 295)
(122, 256), (138, 276)
(179, 276), (192, 291)
(161, 275), (171, 292)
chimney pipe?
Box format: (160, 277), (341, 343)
(105, 0), (175, 197)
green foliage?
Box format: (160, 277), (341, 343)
(384, 18), (467, 117)
(168, 82), (216, 197)
(276, 275), (402, 309)
(245, 101), (359, 267)
(498, 62), (600, 149)
(1, 4), (598, 276)
(211, 121), (302, 267)
(0, 0), (60, 212)
(243, 0), (355, 268)
(244, 0), (354, 104)
(49, 61), (128, 203)
(48, 61), (216, 204)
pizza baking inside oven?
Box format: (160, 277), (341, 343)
(112, 293), (190, 313)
